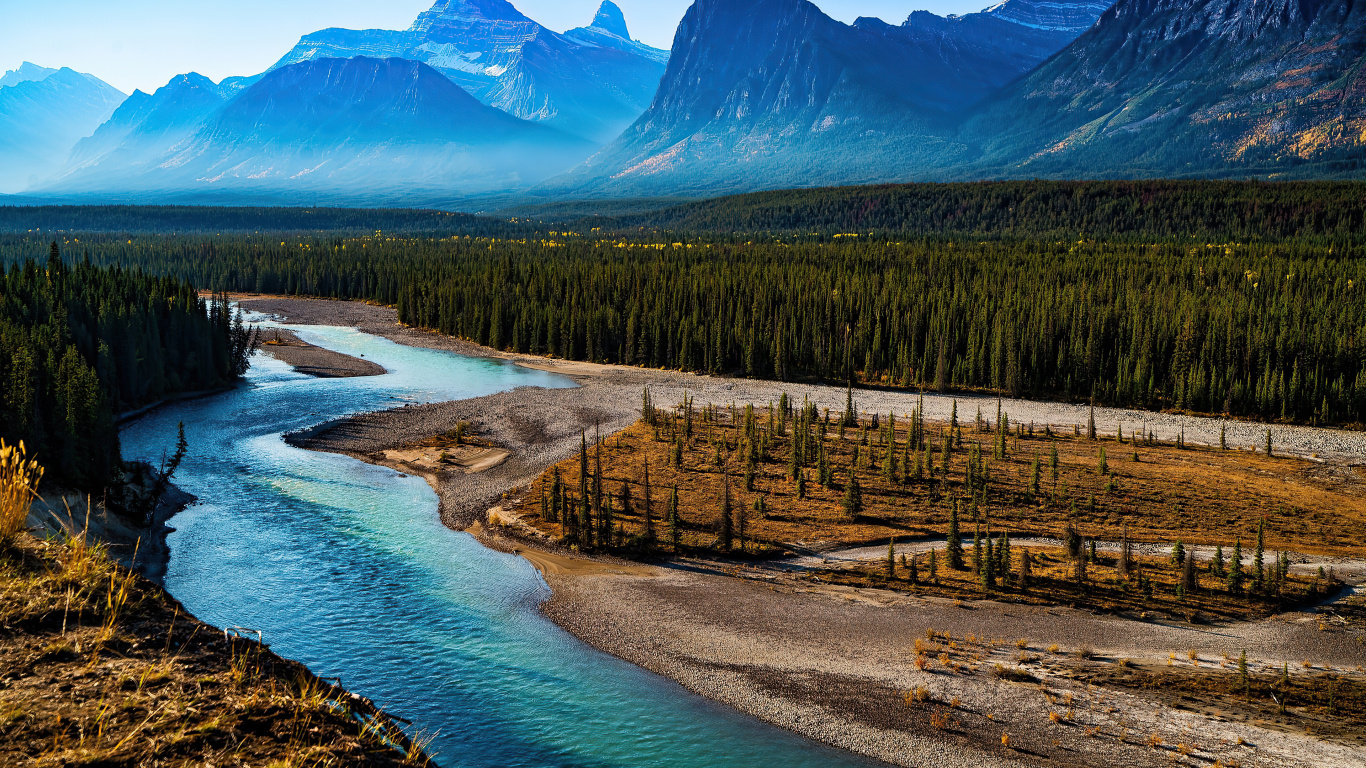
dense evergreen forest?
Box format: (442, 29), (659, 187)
(0, 244), (254, 490)
(0, 180), (1362, 428)
(608, 180), (1366, 241)
(0, 205), (527, 236)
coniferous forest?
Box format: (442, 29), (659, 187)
(0, 244), (255, 490)
(1, 181), (1363, 429)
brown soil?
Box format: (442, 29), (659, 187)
(0, 536), (430, 767)
(510, 412), (1365, 566)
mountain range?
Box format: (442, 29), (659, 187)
(6, 0), (1366, 204)
(544, 0), (1113, 197)
(41, 57), (593, 203)
(271, 0), (666, 144)
(0, 66), (124, 193)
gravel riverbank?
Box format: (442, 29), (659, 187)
(244, 296), (1366, 768)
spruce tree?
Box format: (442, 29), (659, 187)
(929, 548), (939, 583)
(1220, 423), (1227, 450)
(720, 472), (734, 550)
(642, 458), (654, 546)
(1253, 518), (1266, 593)
(1265, 428), (1273, 457)
(1030, 453), (1040, 497)
(1171, 539), (1185, 565)
(1212, 544), (1225, 577)
(841, 471), (861, 520)
(1228, 539), (1244, 594)
(1098, 446), (1108, 475)
(668, 485), (681, 549)
(947, 498), (964, 569)
(886, 538), (896, 579)
(972, 525), (983, 577)
(999, 530), (1011, 578)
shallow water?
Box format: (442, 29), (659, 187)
(120, 323), (882, 768)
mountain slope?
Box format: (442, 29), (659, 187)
(962, 0), (1366, 177)
(542, 0), (1109, 197)
(56, 73), (231, 187)
(37, 57), (594, 203)
(271, 0), (666, 143)
(0, 68), (125, 192)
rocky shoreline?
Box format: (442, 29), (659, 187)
(244, 296), (1366, 768)
(258, 326), (387, 378)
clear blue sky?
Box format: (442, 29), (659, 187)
(2, 0), (988, 94)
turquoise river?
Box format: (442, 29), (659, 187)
(119, 321), (883, 768)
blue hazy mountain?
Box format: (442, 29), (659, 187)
(55, 73), (233, 188)
(541, 0), (1110, 198)
(960, 0), (1366, 178)
(271, 0), (666, 143)
(38, 57), (595, 203)
(0, 67), (125, 193)
(0, 62), (59, 88)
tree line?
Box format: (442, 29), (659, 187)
(0, 183), (1362, 428)
(0, 243), (254, 490)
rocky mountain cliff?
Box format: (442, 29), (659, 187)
(543, 0), (1110, 197)
(272, 0), (666, 143)
(0, 68), (124, 193)
(963, 0), (1366, 177)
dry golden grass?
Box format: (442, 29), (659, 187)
(0, 456), (431, 768)
(510, 408), (1355, 617)
(514, 410), (1365, 557)
(0, 440), (42, 542)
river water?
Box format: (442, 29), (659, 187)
(119, 323), (881, 768)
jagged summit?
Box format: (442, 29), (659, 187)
(272, 0), (667, 143)
(979, 0), (1111, 32)
(409, 0), (532, 30)
(0, 62), (58, 88)
(589, 1), (631, 39)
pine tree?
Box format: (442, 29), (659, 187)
(1181, 548), (1196, 596)
(720, 471), (734, 550)
(842, 471), (861, 520)
(947, 498), (964, 569)
(642, 458), (654, 546)
(972, 525), (983, 577)
(1228, 539), (1245, 594)
(668, 485), (681, 549)
(1253, 518), (1266, 593)
(548, 468), (562, 523)
(1117, 524), (1132, 579)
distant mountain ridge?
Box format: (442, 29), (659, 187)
(39, 57), (593, 203)
(0, 62), (59, 88)
(271, 0), (666, 143)
(541, 0), (1110, 197)
(0, 67), (124, 193)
